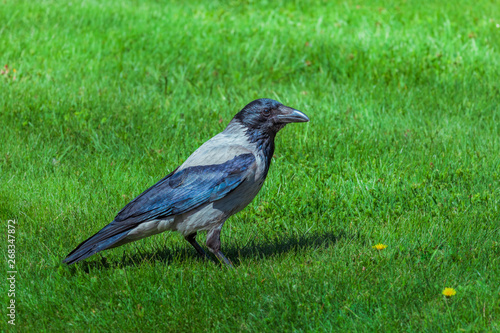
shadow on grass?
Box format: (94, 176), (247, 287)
(70, 229), (359, 273)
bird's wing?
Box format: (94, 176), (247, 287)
(114, 152), (256, 224)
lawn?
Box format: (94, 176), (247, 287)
(1, 0), (499, 331)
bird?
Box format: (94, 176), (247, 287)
(63, 98), (309, 267)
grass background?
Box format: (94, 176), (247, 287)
(1, 0), (499, 331)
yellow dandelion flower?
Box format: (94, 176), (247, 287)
(13, 69), (16, 73)
(442, 288), (456, 297)
(373, 243), (388, 250)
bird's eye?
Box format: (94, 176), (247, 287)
(262, 109), (271, 117)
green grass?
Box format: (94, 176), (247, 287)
(1, 0), (500, 331)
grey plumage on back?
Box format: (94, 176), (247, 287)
(63, 98), (309, 267)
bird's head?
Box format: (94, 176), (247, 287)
(232, 98), (309, 135)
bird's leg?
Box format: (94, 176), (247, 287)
(184, 232), (210, 259)
(206, 227), (233, 268)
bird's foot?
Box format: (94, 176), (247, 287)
(214, 251), (233, 268)
(185, 232), (218, 264)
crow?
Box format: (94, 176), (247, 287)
(63, 98), (309, 266)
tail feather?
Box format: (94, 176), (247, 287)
(63, 222), (132, 265)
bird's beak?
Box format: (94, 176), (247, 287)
(276, 106), (310, 124)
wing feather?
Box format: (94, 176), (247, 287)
(115, 153), (255, 223)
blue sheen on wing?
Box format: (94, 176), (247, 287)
(114, 153), (256, 224)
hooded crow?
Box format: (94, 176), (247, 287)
(63, 98), (309, 266)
